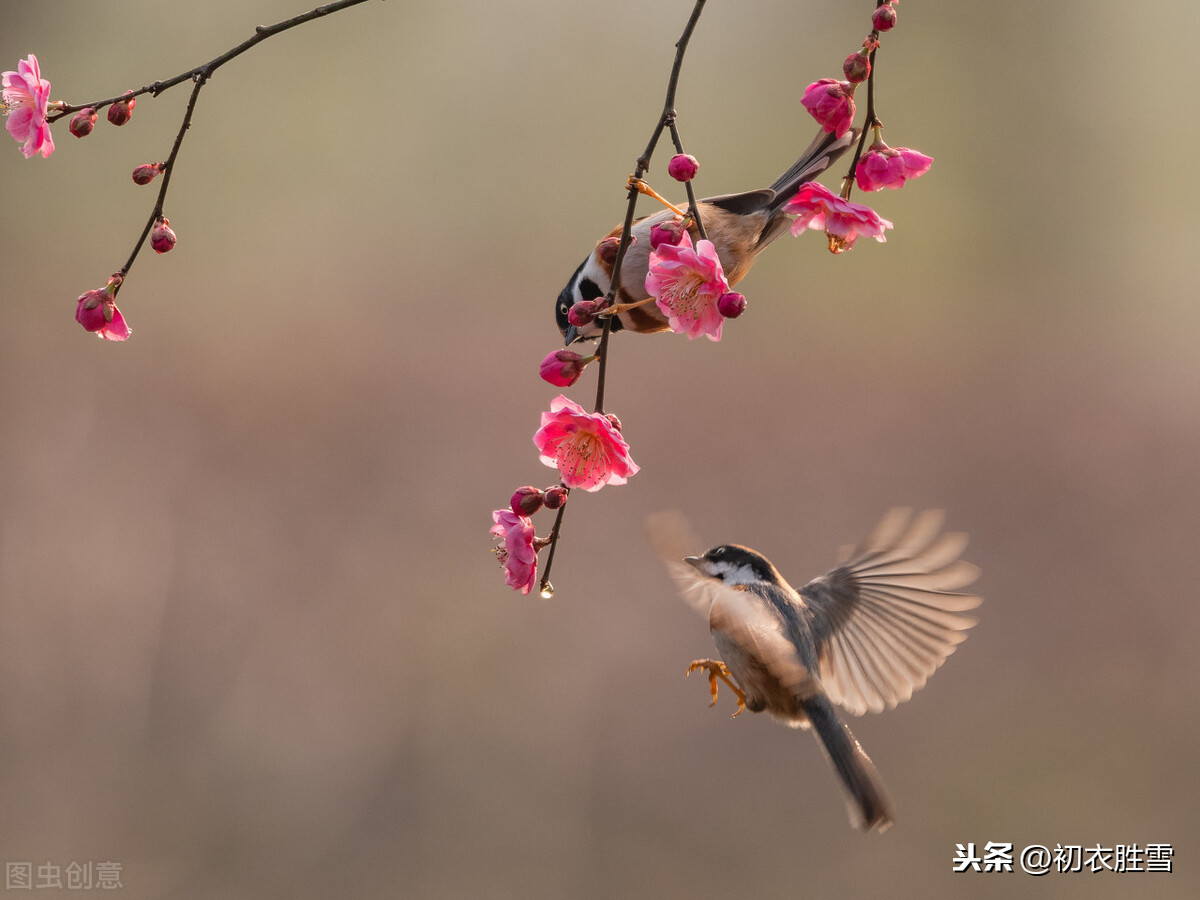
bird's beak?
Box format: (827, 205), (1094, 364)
(564, 324), (580, 345)
(684, 555), (705, 572)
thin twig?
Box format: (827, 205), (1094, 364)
(119, 73), (207, 279)
(49, 0), (376, 120)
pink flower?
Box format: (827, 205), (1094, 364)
(785, 181), (893, 251)
(539, 349), (593, 387)
(533, 395), (639, 492)
(856, 145), (933, 192)
(2, 54), (54, 158)
(645, 231), (730, 341)
(801, 78), (856, 139)
(75, 282), (132, 341)
(490, 509), (538, 594)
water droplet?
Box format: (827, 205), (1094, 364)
(539, 582), (555, 599)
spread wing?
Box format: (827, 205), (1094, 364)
(645, 510), (714, 616)
(801, 509), (981, 716)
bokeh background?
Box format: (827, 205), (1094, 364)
(1, 1), (1197, 897)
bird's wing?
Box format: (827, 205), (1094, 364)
(800, 509), (981, 716)
(645, 511), (713, 616)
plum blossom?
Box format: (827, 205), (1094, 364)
(856, 144), (932, 192)
(533, 395), (639, 492)
(785, 181), (893, 252)
(645, 231), (731, 341)
(2, 54), (54, 158)
(490, 509), (538, 594)
(801, 78), (856, 139)
(75, 278), (131, 341)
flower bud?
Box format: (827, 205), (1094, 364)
(667, 153), (699, 182)
(717, 291), (747, 319)
(150, 216), (176, 254)
(107, 93), (136, 126)
(843, 49), (871, 83)
(510, 486), (545, 516)
(597, 234), (634, 266)
(650, 218), (687, 249)
(542, 486), (568, 510)
(131, 163), (163, 185)
(539, 349), (592, 388)
(567, 300), (600, 328)
(69, 108), (98, 138)
(604, 412), (623, 432)
(872, 2), (897, 32)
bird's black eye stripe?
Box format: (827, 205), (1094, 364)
(579, 278), (603, 302)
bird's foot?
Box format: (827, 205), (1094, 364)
(598, 296), (657, 317)
(627, 176), (688, 217)
(686, 659), (746, 717)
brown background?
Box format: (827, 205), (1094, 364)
(1, 1), (1197, 897)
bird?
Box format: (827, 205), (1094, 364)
(556, 126), (858, 344)
(647, 508), (982, 833)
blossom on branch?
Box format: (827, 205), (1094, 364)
(2, 54), (54, 158)
(75, 276), (131, 342)
(490, 509), (538, 594)
(645, 231), (731, 341)
(533, 395), (638, 492)
(786, 181), (893, 252)
(856, 144), (932, 192)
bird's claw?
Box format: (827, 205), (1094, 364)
(627, 175), (688, 217)
(686, 659), (747, 717)
(598, 296), (657, 318)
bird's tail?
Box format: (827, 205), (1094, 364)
(766, 127), (859, 215)
(803, 693), (894, 833)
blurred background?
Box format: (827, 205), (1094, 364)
(1, 1), (1197, 897)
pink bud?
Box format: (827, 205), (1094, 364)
(131, 163), (163, 185)
(604, 412), (623, 432)
(69, 108), (98, 138)
(717, 291), (747, 319)
(510, 486), (545, 516)
(543, 486), (568, 510)
(150, 216), (176, 254)
(650, 218), (687, 249)
(107, 93), (136, 126)
(801, 79), (857, 139)
(539, 349), (592, 388)
(872, 3), (897, 32)
(667, 153), (699, 182)
(567, 300), (600, 328)
(597, 234), (634, 266)
(843, 50), (871, 83)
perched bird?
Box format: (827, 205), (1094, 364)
(556, 127), (857, 344)
(648, 509), (981, 833)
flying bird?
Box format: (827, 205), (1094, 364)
(648, 508), (982, 833)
